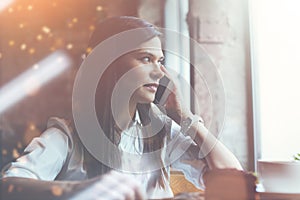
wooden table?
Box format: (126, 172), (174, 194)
(173, 192), (300, 200)
(170, 191), (300, 200)
(257, 192), (300, 200)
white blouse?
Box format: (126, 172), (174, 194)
(2, 110), (208, 199)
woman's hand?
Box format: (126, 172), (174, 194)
(70, 171), (146, 200)
(160, 66), (242, 171)
(160, 66), (193, 124)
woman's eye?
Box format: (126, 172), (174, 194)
(158, 59), (165, 66)
(140, 57), (151, 63)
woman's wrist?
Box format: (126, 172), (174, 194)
(179, 109), (194, 122)
(180, 114), (204, 136)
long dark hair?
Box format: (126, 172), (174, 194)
(81, 16), (168, 185)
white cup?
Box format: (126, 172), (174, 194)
(257, 160), (300, 193)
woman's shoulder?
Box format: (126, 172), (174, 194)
(46, 117), (77, 149)
(47, 117), (73, 134)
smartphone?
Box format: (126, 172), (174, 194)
(154, 76), (173, 106)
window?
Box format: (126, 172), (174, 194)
(250, 0), (300, 161)
(164, 0), (191, 107)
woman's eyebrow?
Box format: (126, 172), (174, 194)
(135, 50), (165, 60)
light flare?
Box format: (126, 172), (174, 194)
(0, 0), (15, 12)
(0, 50), (72, 114)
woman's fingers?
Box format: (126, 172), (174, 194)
(107, 171), (146, 200)
(159, 65), (192, 123)
(160, 65), (174, 82)
(70, 171), (146, 200)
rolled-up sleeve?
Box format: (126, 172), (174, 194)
(2, 127), (69, 181)
(167, 122), (208, 190)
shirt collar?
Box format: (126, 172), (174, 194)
(132, 110), (142, 126)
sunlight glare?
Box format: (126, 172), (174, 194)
(0, 50), (72, 114)
(0, 0), (15, 12)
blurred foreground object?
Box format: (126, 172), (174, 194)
(1, 171), (146, 200)
(204, 169), (257, 200)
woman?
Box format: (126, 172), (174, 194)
(1, 16), (242, 199)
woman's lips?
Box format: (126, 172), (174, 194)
(143, 83), (158, 92)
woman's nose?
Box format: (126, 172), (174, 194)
(150, 63), (164, 80)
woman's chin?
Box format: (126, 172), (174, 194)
(137, 96), (155, 104)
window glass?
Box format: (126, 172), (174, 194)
(250, 0), (300, 160)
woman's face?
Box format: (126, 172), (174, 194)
(115, 36), (165, 105)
